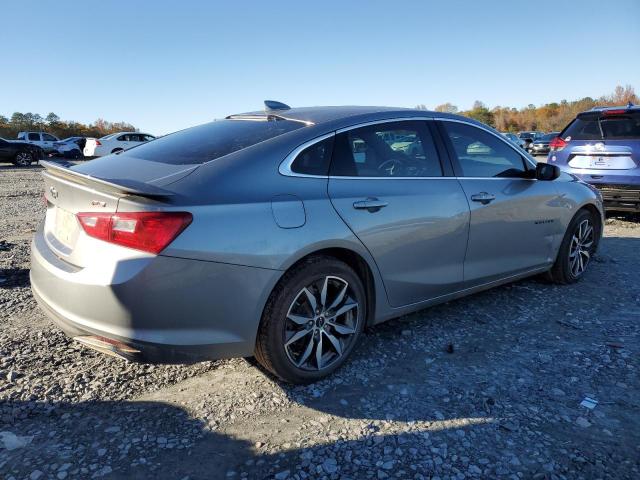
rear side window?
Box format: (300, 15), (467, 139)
(43, 134), (57, 141)
(563, 112), (640, 140)
(330, 121), (442, 177)
(290, 137), (334, 175)
(28, 133), (40, 141)
(119, 119), (306, 165)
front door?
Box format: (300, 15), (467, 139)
(438, 120), (563, 286)
(328, 120), (469, 307)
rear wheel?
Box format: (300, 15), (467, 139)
(14, 151), (33, 167)
(255, 256), (366, 384)
(547, 209), (597, 284)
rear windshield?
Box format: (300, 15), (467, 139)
(118, 118), (306, 165)
(562, 112), (640, 140)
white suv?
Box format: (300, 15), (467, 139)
(17, 131), (60, 153)
(84, 132), (155, 157)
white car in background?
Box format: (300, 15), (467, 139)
(83, 132), (155, 157)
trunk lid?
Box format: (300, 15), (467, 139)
(566, 139), (640, 170)
(41, 160), (185, 267)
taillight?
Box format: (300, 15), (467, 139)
(549, 136), (567, 152)
(95, 140), (102, 146)
(76, 211), (192, 254)
(603, 109), (626, 116)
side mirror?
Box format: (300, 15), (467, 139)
(535, 162), (560, 181)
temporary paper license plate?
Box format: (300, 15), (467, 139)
(54, 208), (77, 246)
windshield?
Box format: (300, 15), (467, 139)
(562, 112), (640, 140)
(540, 133), (557, 141)
(118, 118), (307, 165)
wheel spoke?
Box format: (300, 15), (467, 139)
(328, 321), (356, 335)
(320, 276), (329, 308)
(287, 313), (312, 325)
(303, 287), (317, 313)
(582, 225), (593, 242)
(331, 300), (357, 318)
(328, 283), (348, 310)
(324, 331), (342, 356)
(285, 328), (312, 347)
(296, 336), (315, 367)
(315, 333), (324, 369)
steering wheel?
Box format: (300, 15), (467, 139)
(377, 157), (407, 177)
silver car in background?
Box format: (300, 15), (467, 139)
(31, 103), (604, 384)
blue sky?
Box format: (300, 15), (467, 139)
(2, 0), (639, 135)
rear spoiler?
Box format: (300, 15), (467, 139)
(40, 160), (175, 198)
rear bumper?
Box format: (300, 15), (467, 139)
(594, 184), (640, 212)
(30, 225), (281, 363)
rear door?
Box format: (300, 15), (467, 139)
(42, 133), (58, 153)
(437, 120), (562, 286)
(328, 119), (469, 307)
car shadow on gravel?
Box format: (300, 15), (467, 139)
(0, 268), (30, 289)
(0, 399), (491, 480)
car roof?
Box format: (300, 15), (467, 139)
(230, 105), (469, 130)
(584, 104), (640, 114)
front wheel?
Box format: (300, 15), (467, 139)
(255, 256), (366, 384)
(14, 151), (33, 167)
(547, 209), (598, 284)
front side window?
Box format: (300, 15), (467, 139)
(290, 136), (334, 175)
(28, 133), (40, 141)
(117, 134), (130, 142)
(43, 134), (57, 141)
(442, 122), (527, 178)
(330, 121), (442, 177)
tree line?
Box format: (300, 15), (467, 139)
(0, 112), (137, 140)
(418, 85), (638, 133)
(2, 85), (637, 140)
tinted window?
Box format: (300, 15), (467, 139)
(442, 122), (527, 178)
(28, 133), (40, 141)
(117, 135), (129, 141)
(540, 133), (557, 141)
(330, 121), (442, 177)
(119, 119), (305, 165)
(291, 137), (334, 175)
(142, 135), (155, 141)
(43, 134), (57, 141)
(563, 112), (640, 140)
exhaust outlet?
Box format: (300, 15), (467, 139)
(73, 335), (140, 360)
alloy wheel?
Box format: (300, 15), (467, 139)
(16, 152), (32, 166)
(569, 219), (594, 277)
(284, 275), (359, 371)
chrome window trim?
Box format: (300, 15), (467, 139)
(435, 117), (538, 170)
(279, 116), (436, 179)
(278, 116), (539, 180)
(335, 116), (434, 134)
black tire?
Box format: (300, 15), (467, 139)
(71, 149), (83, 160)
(255, 255), (366, 384)
(547, 209), (597, 284)
(13, 151), (33, 167)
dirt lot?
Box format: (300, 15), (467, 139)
(1, 165), (639, 480)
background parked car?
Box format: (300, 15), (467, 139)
(52, 137), (86, 159)
(83, 132), (156, 157)
(502, 132), (526, 149)
(549, 104), (640, 212)
(518, 131), (544, 152)
(17, 131), (60, 153)
(529, 132), (560, 156)
(0, 137), (44, 166)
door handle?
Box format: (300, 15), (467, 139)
(353, 198), (388, 212)
(470, 192), (496, 205)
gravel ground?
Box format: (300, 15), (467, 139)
(1, 165), (639, 480)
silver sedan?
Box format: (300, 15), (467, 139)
(31, 103), (604, 383)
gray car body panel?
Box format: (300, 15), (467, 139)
(30, 106), (604, 362)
